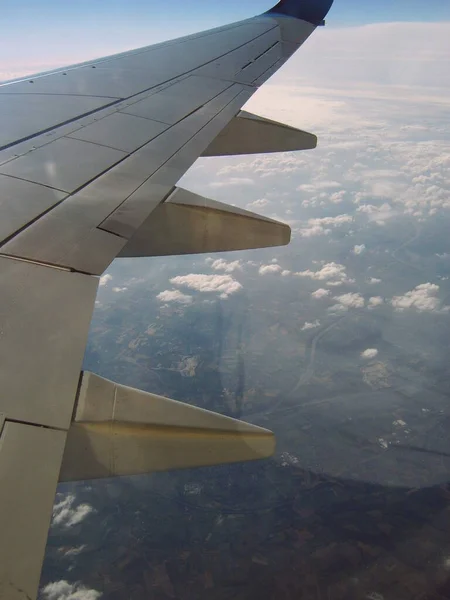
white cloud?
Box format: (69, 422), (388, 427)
(64, 546), (87, 558)
(369, 278), (382, 284)
(330, 191), (346, 204)
(368, 296), (384, 308)
(246, 198), (269, 209)
(298, 225), (331, 238)
(357, 203), (395, 223)
(296, 262), (353, 286)
(281, 270), (291, 276)
(361, 349), (379, 360)
(41, 580), (102, 600)
(157, 290), (193, 305)
(391, 283), (444, 312)
(312, 288), (331, 299)
(353, 244), (366, 255)
(259, 264), (282, 275)
(328, 303), (349, 314)
(99, 274), (112, 287)
(302, 320), (321, 331)
(298, 215), (353, 238)
(297, 181), (340, 193)
(211, 259), (242, 273)
(308, 215), (353, 228)
(209, 177), (254, 188)
(170, 274), (242, 297)
(112, 287), (127, 293)
(52, 495), (94, 529)
(333, 292), (365, 309)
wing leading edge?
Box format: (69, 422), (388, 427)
(0, 1), (334, 598)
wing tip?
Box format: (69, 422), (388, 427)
(265, 0), (334, 26)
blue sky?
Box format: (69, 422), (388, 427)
(3, 0), (450, 27)
(1, 0), (450, 78)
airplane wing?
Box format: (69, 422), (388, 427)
(0, 0), (334, 597)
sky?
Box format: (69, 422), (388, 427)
(1, 0), (450, 80)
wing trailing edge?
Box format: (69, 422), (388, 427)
(118, 186), (290, 258)
(59, 372), (275, 481)
(202, 111), (317, 157)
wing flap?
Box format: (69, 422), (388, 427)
(0, 422), (67, 600)
(59, 372), (275, 481)
(0, 257), (98, 429)
(203, 110), (317, 156)
(118, 186), (290, 257)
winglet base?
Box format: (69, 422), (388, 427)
(265, 0), (334, 26)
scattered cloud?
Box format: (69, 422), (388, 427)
(330, 191), (346, 204)
(157, 290), (193, 305)
(297, 181), (341, 193)
(112, 287), (127, 293)
(298, 225), (331, 238)
(64, 546), (87, 558)
(333, 292), (365, 309)
(211, 259), (243, 273)
(369, 278), (382, 284)
(353, 244), (366, 255)
(296, 262), (353, 287)
(41, 581), (102, 600)
(391, 283), (445, 312)
(357, 203), (395, 224)
(312, 288), (331, 299)
(302, 320), (321, 331)
(309, 215), (353, 228)
(328, 303), (350, 314)
(368, 296), (384, 309)
(209, 177), (254, 188)
(52, 495), (94, 529)
(99, 274), (112, 287)
(171, 274), (242, 298)
(246, 198), (269, 209)
(298, 215), (353, 238)
(259, 264), (282, 275)
(361, 349), (379, 360)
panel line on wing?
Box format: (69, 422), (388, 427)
(241, 40), (279, 71)
(0, 98), (123, 153)
(0, 92), (121, 99)
(0, 253), (72, 272)
(2, 418), (68, 433)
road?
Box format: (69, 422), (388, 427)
(288, 315), (348, 397)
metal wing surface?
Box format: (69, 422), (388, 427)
(0, 0), (334, 598)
